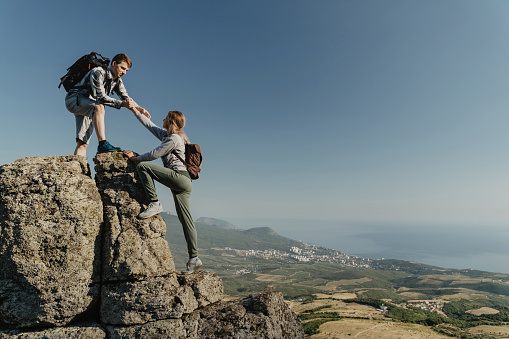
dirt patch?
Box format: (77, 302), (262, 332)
(293, 298), (385, 319)
(314, 292), (357, 300)
(466, 307), (500, 316)
(254, 273), (288, 282)
(332, 292), (357, 300)
(331, 277), (372, 286)
(418, 278), (445, 285)
(450, 279), (482, 285)
(400, 292), (425, 299)
(469, 325), (509, 337)
(439, 289), (485, 301)
(311, 318), (450, 338)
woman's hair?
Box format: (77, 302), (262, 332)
(112, 53), (132, 68)
(166, 111), (189, 143)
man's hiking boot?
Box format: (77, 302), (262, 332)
(138, 201), (163, 219)
(97, 141), (122, 154)
(186, 257), (203, 273)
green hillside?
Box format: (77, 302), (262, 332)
(163, 214), (509, 336)
(162, 213), (304, 255)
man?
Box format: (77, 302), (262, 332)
(65, 53), (150, 156)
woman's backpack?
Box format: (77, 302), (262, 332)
(173, 144), (202, 180)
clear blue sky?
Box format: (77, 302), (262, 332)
(2, 0), (509, 232)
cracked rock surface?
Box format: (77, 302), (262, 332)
(0, 154), (303, 338)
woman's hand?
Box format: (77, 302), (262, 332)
(130, 107), (151, 119)
(123, 150), (138, 162)
(138, 107), (151, 119)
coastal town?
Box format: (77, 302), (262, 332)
(212, 244), (374, 273)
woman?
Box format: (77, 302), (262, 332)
(123, 110), (202, 273)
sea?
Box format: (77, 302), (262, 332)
(229, 218), (509, 275)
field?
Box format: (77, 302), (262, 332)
(292, 294), (509, 338)
(162, 215), (509, 338)
(310, 319), (450, 339)
(469, 325), (509, 337)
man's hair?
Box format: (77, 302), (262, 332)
(112, 54), (132, 68)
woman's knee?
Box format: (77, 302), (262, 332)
(136, 162), (147, 171)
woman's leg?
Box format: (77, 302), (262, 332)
(172, 190), (198, 258)
(136, 162), (197, 257)
(137, 162), (191, 201)
(137, 162), (162, 202)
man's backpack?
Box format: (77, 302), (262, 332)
(173, 144), (202, 180)
(58, 52), (110, 91)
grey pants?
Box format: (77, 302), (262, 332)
(136, 162), (197, 258)
(65, 92), (97, 144)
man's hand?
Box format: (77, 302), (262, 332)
(121, 98), (135, 109)
(123, 150), (138, 162)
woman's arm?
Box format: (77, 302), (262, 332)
(131, 109), (167, 141)
(135, 137), (178, 162)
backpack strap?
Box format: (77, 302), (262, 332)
(173, 150), (188, 168)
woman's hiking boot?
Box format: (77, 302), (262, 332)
(138, 201), (163, 219)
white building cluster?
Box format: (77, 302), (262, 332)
(222, 245), (373, 269)
(406, 301), (446, 316)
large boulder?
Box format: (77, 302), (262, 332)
(0, 154), (304, 338)
(93, 152), (175, 281)
(0, 324), (106, 339)
(0, 156), (103, 329)
(105, 291), (304, 339)
(93, 154), (224, 326)
(101, 271), (223, 325)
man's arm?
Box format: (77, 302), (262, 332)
(114, 77), (148, 116)
(90, 68), (124, 109)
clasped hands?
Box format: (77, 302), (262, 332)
(121, 98), (151, 119)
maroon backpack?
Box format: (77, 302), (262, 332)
(173, 144), (202, 180)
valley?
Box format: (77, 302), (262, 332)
(163, 214), (509, 338)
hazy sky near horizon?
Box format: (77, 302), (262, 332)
(2, 0), (509, 229)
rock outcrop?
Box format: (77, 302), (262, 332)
(0, 154), (303, 338)
(0, 156), (102, 329)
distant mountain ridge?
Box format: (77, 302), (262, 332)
(195, 217), (240, 230)
(162, 214), (304, 257)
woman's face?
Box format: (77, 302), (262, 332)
(163, 114), (171, 129)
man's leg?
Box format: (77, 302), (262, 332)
(92, 103), (122, 154)
(74, 139), (88, 156)
(92, 104), (106, 142)
(66, 93), (94, 156)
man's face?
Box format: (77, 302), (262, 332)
(111, 61), (129, 79)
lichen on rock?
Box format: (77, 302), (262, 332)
(0, 154), (303, 338)
(0, 156), (102, 329)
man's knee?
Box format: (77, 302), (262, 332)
(94, 104), (105, 114)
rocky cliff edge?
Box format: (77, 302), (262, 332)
(0, 154), (303, 338)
